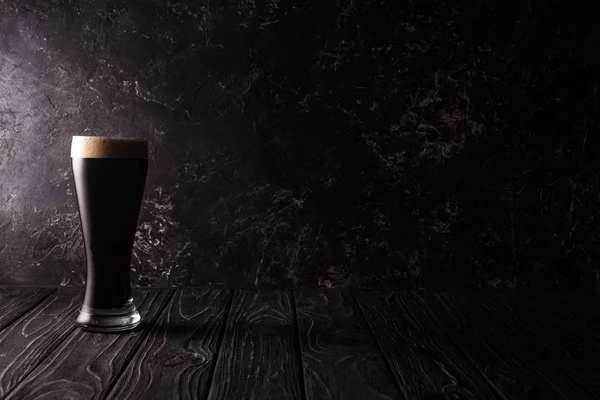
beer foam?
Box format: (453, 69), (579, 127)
(71, 136), (148, 159)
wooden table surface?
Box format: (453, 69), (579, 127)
(0, 287), (599, 400)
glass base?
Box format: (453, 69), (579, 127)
(76, 302), (141, 332)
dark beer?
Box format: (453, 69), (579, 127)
(71, 136), (148, 332)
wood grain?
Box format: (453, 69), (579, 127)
(4, 289), (172, 400)
(529, 291), (600, 346)
(412, 291), (565, 399)
(294, 289), (401, 400)
(0, 289), (81, 398)
(354, 291), (504, 400)
(522, 292), (600, 396)
(431, 290), (600, 399)
(0, 287), (54, 331)
(207, 290), (304, 400)
(106, 288), (232, 400)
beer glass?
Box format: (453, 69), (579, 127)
(71, 136), (148, 332)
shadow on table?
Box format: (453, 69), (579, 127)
(134, 320), (200, 335)
(134, 319), (295, 337)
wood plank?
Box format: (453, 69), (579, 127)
(207, 290), (304, 400)
(0, 289), (81, 398)
(412, 291), (566, 399)
(430, 290), (600, 399)
(4, 289), (172, 400)
(0, 287), (54, 331)
(486, 291), (600, 398)
(106, 288), (232, 400)
(354, 291), (504, 400)
(294, 289), (401, 400)
(528, 291), (600, 346)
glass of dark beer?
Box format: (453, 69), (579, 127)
(71, 136), (148, 332)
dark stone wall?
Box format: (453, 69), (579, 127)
(0, 0), (598, 289)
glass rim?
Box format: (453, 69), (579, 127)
(71, 136), (148, 159)
(71, 136), (147, 141)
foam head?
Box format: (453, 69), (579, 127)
(71, 136), (148, 159)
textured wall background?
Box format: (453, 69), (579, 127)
(0, 0), (598, 289)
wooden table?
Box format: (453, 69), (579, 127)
(0, 287), (599, 399)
